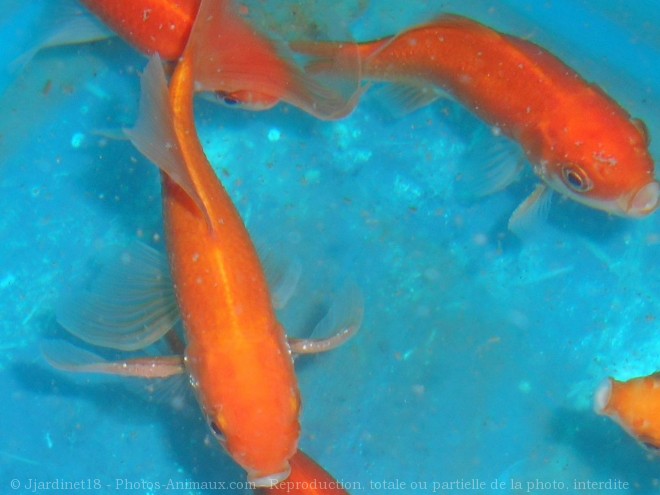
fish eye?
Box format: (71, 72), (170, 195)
(561, 165), (593, 193)
(222, 96), (240, 106)
(214, 91), (241, 106)
(207, 416), (226, 443)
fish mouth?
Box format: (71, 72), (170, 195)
(621, 180), (660, 217)
(247, 464), (291, 488)
(593, 378), (613, 415)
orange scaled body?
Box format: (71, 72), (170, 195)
(168, 58), (299, 483)
(296, 15), (658, 217)
(595, 373), (660, 450)
(126, 52), (299, 485)
(80, 0), (200, 60)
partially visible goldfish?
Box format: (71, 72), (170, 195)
(81, 0), (361, 119)
(79, 0), (199, 61)
(293, 15), (658, 229)
(595, 373), (660, 451)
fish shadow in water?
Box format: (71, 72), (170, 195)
(548, 406), (658, 489)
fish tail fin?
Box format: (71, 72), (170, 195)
(123, 56), (209, 220)
(186, 0), (365, 120)
(10, 0), (113, 74)
(291, 38), (389, 75)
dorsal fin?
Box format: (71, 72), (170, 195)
(124, 56), (212, 225)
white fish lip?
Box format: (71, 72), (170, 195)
(247, 464), (291, 488)
(594, 378), (613, 415)
(622, 180), (660, 217)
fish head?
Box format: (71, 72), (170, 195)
(188, 339), (301, 488)
(205, 408), (297, 487)
(595, 375), (660, 452)
(540, 113), (659, 217)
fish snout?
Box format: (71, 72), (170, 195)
(247, 464), (291, 488)
(624, 180), (660, 217)
(593, 378), (613, 415)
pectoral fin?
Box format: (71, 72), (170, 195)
(457, 126), (525, 199)
(289, 281), (364, 355)
(508, 183), (553, 236)
(57, 242), (179, 351)
(259, 246), (302, 310)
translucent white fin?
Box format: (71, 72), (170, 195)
(289, 281), (364, 355)
(56, 243), (180, 351)
(458, 127), (525, 198)
(43, 340), (185, 378)
(124, 56), (210, 223)
(291, 37), (389, 75)
(374, 82), (442, 118)
(259, 248), (302, 310)
(10, 0), (113, 73)
(508, 183), (553, 236)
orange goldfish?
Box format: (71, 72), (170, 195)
(79, 0), (200, 61)
(81, 0), (361, 119)
(293, 15), (658, 228)
(46, 41), (362, 491)
(595, 373), (660, 451)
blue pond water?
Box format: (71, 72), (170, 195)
(1, 0), (660, 494)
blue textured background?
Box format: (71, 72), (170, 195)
(1, 0), (659, 493)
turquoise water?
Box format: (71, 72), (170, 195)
(1, 1), (659, 494)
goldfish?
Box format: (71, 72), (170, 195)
(79, 0), (199, 61)
(595, 373), (660, 451)
(256, 450), (351, 495)
(80, 0), (361, 119)
(45, 40), (362, 491)
(292, 15), (658, 230)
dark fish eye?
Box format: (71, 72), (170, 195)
(562, 165), (593, 193)
(214, 91), (241, 106)
(207, 417), (226, 443)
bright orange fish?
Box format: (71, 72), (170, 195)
(595, 373), (660, 451)
(45, 52), (361, 486)
(293, 15), (658, 228)
(81, 0), (360, 118)
(79, 0), (200, 61)
(256, 450), (351, 495)
(45, 36), (361, 495)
